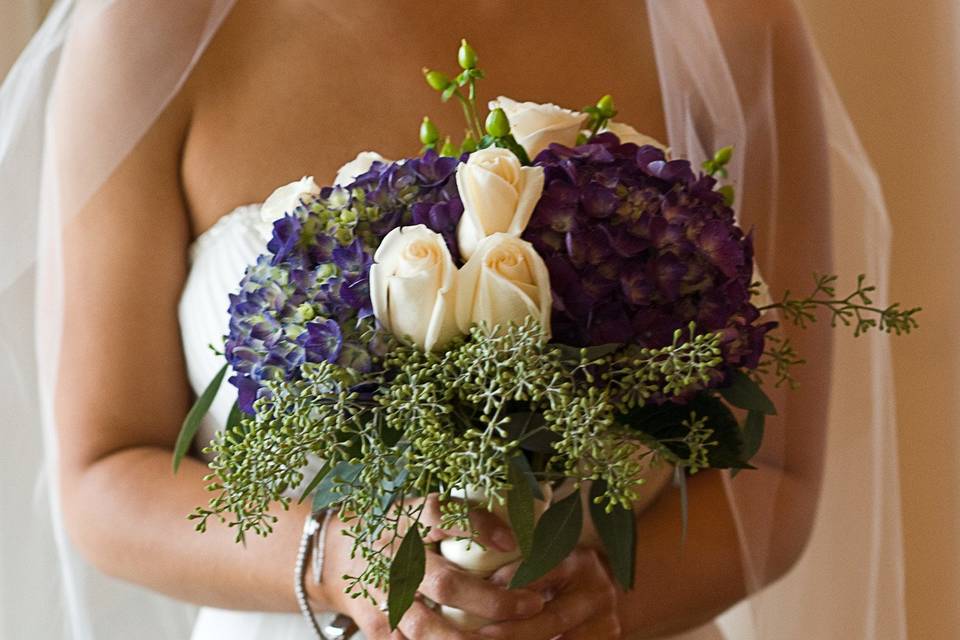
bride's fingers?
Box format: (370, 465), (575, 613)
(418, 552), (544, 620)
(480, 549), (619, 640)
(397, 600), (490, 640)
(350, 603), (405, 640)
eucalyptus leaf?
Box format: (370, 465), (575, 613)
(588, 480), (636, 590)
(505, 413), (558, 456)
(297, 461), (331, 505)
(507, 456), (536, 558)
(313, 461), (362, 511)
(510, 489), (583, 588)
(377, 466), (410, 516)
(225, 401), (243, 430)
(507, 452), (544, 500)
(173, 363), (227, 473)
(388, 525), (426, 630)
(620, 393), (744, 469)
(732, 411), (765, 478)
(718, 371), (777, 416)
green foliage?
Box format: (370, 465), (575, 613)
(173, 363), (227, 473)
(388, 524), (426, 629)
(191, 319), (743, 608)
(763, 273), (921, 337)
(718, 371), (777, 416)
(510, 489), (583, 588)
(589, 479), (636, 590)
(507, 456), (537, 558)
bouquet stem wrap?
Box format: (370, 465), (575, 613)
(439, 484), (554, 630)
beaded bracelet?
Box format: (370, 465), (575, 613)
(296, 511), (361, 639)
(295, 510), (328, 638)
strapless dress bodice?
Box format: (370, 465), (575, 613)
(179, 204), (269, 457)
(179, 205), (350, 640)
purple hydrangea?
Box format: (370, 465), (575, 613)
(524, 133), (774, 369)
(226, 151), (463, 412)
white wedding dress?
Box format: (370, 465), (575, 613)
(180, 204), (344, 640)
(178, 203), (751, 640)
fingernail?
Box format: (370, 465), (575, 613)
(491, 527), (516, 551)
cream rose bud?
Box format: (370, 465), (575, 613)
(489, 96), (588, 158)
(369, 225), (461, 352)
(334, 151), (390, 187)
(456, 233), (552, 337)
(455, 147), (544, 260)
(259, 176), (320, 232)
(600, 121), (670, 154)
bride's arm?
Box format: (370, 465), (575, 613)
(618, 1), (833, 634)
(53, 85), (311, 612)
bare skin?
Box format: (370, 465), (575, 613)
(56, 1), (830, 639)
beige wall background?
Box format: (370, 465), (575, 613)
(0, 0), (50, 76)
(798, 1), (960, 638)
(2, 2), (958, 638)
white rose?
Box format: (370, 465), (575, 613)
(490, 96), (588, 158)
(456, 233), (552, 337)
(259, 176), (320, 234)
(600, 121), (670, 154)
(455, 147), (545, 260)
(369, 225), (460, 352)
(334, 151), (390, 187)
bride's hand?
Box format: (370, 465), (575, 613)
(479, 546), (622, 640)
(312, 498), (545, 639)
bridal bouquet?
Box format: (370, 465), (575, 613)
(175, 40), (919, 629)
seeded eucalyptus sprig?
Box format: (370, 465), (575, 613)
(761, 273), (921, 337)
(189, 318), (742, 609)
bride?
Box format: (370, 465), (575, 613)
(0, 1), (906, 638)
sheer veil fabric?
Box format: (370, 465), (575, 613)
(0, 1), (905, 638)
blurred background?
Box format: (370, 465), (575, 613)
(2, 0), (957, 637)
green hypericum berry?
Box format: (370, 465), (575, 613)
(597, 94), (616, 118)
(713, 146), (734, 166)
(461, 132), (478, 153)
(423, 68), (451, 92)
(485, 108), (510, 138)
(440, 136), (457, 156)
(419, 117), (439, 145)
(458, 39), (478, 70)
(718, 185), (736, 206)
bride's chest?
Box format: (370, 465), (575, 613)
(178, 0), (666, 233)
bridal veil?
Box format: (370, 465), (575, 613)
(0, 1), (905, 638)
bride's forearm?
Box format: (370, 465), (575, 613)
(61, 446), (315, 613)
(617, 467), (808, 637)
